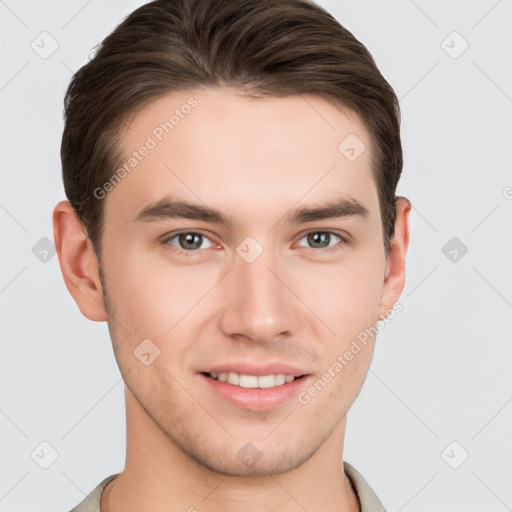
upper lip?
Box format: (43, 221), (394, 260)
(200, 362), (308, 377)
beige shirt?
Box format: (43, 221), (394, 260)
(69, 461), (386, 512)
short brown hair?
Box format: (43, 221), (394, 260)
(61, 0), (402, 257)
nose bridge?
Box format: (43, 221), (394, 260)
(220, 239), (298, 342)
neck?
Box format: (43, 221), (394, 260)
(101, 387), (360, 512)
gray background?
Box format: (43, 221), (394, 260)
(1, 0), (511, 510)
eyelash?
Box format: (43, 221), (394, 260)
(161, 229), (350, 256)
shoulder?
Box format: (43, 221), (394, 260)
(68, 473), (120, 512)
(344, 461), (387, 512)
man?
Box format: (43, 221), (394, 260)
(53, 0), (411, 510)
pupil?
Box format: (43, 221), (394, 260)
(180, 233), (202, 250)
(308, 232), (329, 248)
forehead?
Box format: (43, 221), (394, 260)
(105, 87), (378, 225)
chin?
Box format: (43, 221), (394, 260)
(171, 424), (332, 478)
(191, 444), (313, 478)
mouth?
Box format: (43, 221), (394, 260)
(198, 363), (311, 411)
(202, 371), (307, 389)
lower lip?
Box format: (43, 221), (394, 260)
(200, 373), (311, 412)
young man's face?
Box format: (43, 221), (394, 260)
(57, 86), (409, 477)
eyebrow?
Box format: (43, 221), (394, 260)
(131, 195), (370, 227)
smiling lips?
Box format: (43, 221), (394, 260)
(199, 362), (310, 410)
(207, 371), (297, 389)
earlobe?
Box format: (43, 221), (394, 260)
(52, 200), (107, 322)
(378, 196), (411, 319)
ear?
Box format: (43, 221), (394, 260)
(52, 200), (107, 322)
(378, 196), (411, 319)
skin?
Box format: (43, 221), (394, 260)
(53, 86), (411, 512)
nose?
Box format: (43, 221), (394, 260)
(219, 244), (301, 345)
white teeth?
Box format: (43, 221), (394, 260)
(227, 372), (239, 385)
(274, 373), (286, 386)
(258, 375), (275, 388)
(240, 375), (258, 388)
(208, 372), (298, 388)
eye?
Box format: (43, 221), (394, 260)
(164, 231), (214, 252)
(296, 231), (346, 250)
(161, 229), (348, 255)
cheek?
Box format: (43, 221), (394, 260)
(299, 254), (385, 336)
(103, 249), (220, 338)
(303, 268), (381, 405)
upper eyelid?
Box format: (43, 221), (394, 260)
(162, 229), (217, 243)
